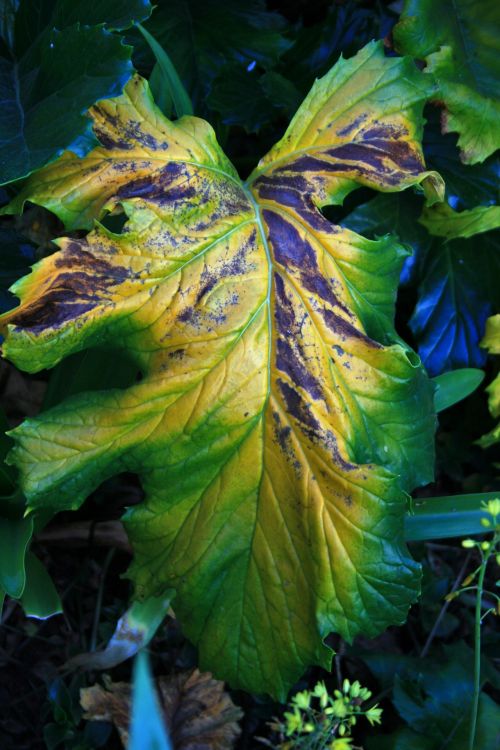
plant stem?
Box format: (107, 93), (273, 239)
(421, 551), (471, 657)
(90, 548), (115, 652)
(468, 556), (487, 750)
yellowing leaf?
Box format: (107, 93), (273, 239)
(0, 42), (441, 699)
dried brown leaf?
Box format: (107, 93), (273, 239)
(80, 668), (242, 750)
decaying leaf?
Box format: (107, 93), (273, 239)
(0, 41), (443, 698)
(80, 668), (242, 749)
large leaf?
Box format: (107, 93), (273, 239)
(409, 236), (500, 376)
(0, 42), (441, 698)
(0, 0), (152, 185)
(394, 0), (500, 164)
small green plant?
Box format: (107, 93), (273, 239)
(446, 498), (500, 750)
(270, 679), (382, 749)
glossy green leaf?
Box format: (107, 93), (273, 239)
(20, 551), (63, 619)
(432, 368), (485, 413)
(0, 43), (442, 698)
(409, 237), (500, 376)
(394, 0), (500, 164)
(0, 515), (33, 597)
(129, 651), (172, 750)
(136, 23), (192, 118)
(404, 492), (500, 541)
(0, 0), (153, 185)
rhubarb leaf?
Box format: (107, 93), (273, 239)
(0, 42), (441, 698)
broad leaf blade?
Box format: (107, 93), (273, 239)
(409, 238), (499, 376)
(0, 43), (439, 698)
(432, 368), (484, 412)
(394, 0), (500, 164)
(0, 24), (133, 185)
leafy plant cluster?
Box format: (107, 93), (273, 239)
(0, 1), (499, 749)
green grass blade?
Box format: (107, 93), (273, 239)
(432, 368), (485, 413)
(137, 23), (193, 117)
(405, 492), (499, 541)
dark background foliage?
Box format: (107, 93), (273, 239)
(0, 1), (498, 748)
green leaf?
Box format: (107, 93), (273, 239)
(0, 26), (133, 185)
(478, 314), (500, 448)
(366, 727), (434, 750)
(0, 43), (442, 698)
(281, 1), (397, 95)
(420, 202), (500, 239)
(0, 0), (153, 185)
(20, 551), (63, 619)
(394, 0), (500, 164)
(10, 0), (152, 56)
(393, 647), (500, 750)
(136, 0), (291, 111)
(404, 492), (500, 541)
(0, 515), (33, 597)
(341, 192), (432, 285)
(208, 65), (301, 132)
(409, 237), (499, 376)
(129, 651), (172, 750)
(422, 110), (499, 211)
(432, 368), (485, 412)
(136, 23), (192, 118)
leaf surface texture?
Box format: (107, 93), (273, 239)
(1, 42), (440, 697)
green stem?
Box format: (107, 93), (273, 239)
(469, 556), (487, 750)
